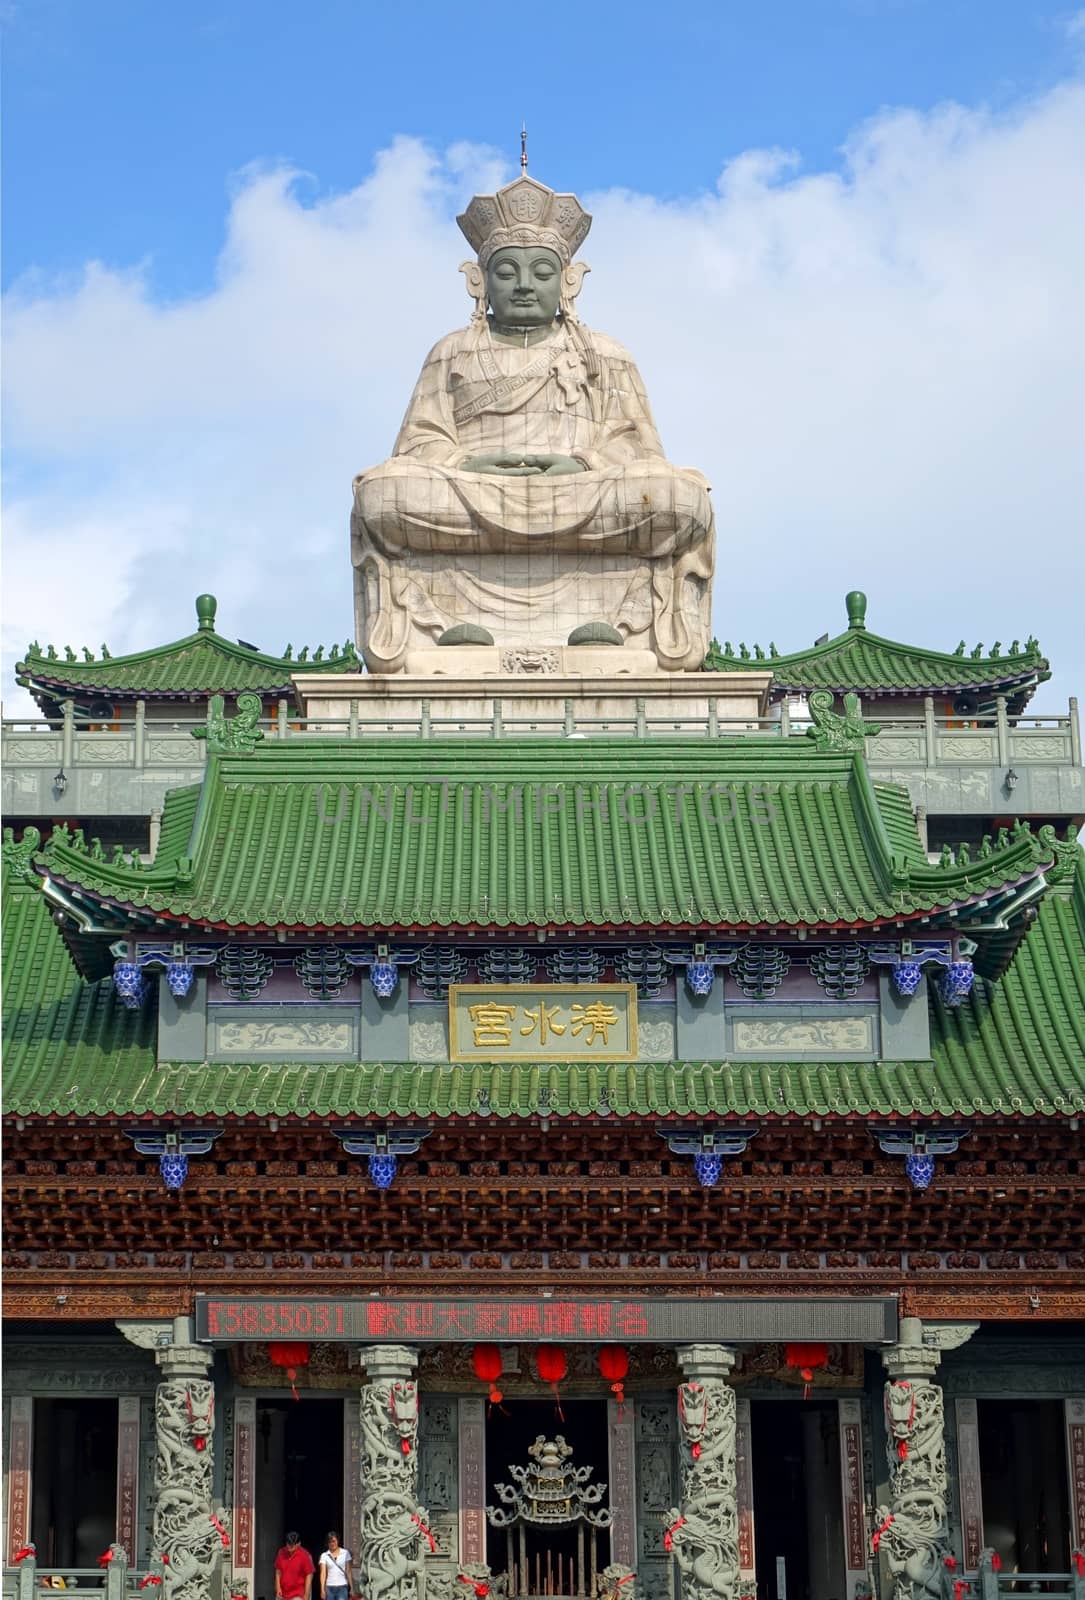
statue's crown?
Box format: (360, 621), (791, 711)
(457, 176), (591, 268)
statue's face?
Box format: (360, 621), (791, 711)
(486, 247), (562, 327)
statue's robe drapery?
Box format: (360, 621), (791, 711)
(352, 320), (715, 673)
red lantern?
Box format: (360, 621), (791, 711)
(784, 1342), (829, 1398)
(598, 1345), (629, 1409)
(268, 1341), (311, 1400)
(535, 1345), (567, 1420)
(471, 1343), (504, 1406)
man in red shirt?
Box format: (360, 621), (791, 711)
(275, 1532), (315, 1600)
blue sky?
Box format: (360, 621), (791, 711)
(3, 1), (1084, 711)
(5, 0), (1078, 295)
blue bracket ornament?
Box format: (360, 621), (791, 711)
(332, 1126), (430, 1189)
(114, 941), (218, 1004)
(661, 943), (739, 997)
(124, 1127), (224, 1191)
(872, 1125), (969, 1190)
(937, 960), (975, 1008)
(866, 940), (962, 999)
(660, 1125), (760, 1186)
(343, 944), (420, 998)
(112, 960), (146, 1010)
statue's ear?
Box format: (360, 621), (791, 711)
(459, 260), (487, 321)
(561, 261), (590, 306)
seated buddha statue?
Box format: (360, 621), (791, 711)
(351, 173), (715, 674)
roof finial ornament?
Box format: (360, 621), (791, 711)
(520, 123), (528, 172)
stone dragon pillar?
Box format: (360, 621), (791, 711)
(666, 1344), (740, 1600)
(144, 1318), (227, 1600)
(357, 1345), (426, 1600)
(875, 1318), (977, 1600)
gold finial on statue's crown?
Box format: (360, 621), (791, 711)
(457, 175), (592, 268)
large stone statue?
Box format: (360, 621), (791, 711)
(352, 172), (715, 673)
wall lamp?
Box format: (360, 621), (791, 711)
(1004, 768), (1019, 792)
(53, 768), (68, 796)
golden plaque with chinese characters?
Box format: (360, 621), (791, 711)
(448, 983), (638, 1062)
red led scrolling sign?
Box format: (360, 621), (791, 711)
(195, 1296), (898, 1344)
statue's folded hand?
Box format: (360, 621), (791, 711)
(460, 452), (586, 477)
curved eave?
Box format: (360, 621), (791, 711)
(5, 1060), (1082, 1121)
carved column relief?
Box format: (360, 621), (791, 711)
(232, 1398), (256, 1598)
(734, 1399), (755, 1589)
(670, 1344), (740, 1600)
(6, 1396), (33, 1563)
(117, 1398), (142, 1564)
(357, 1344), (424, 1600)
(635, 1396), (678, 1600)
(458, 1398), (486, 1568)
(837, 1399), (868, 1600)
(120, 1318), (226, 1600)
(608, 1395), (638, 1570)
(952, 1400), (983, 1571)
(1066, 1398), (1085, 1550)
(877, 1321), (977, 1600)
(419, 1396), (458, 1569)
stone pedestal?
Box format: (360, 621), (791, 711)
(292, 666), (772, 733)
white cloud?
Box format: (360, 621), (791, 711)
(4, 86), (1084, 715)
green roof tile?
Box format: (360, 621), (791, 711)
(37, 737), (1053, 935)
(2, 856), (157, 1115)
(17, 594), (359, 702)
(931, 851), (1085, 1116)
(704, 591), (1049, 702)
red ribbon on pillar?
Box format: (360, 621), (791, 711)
(1073, 1554), (1085, 1578)
(872, 1513), (894, 1553)
(664, 1516), (686, 1553)
(12, 1548), (36, 1564)
(209, 1515), (230, 1551)
(412, 1516), (437, 1554)
(98, 1552), (115, 1568)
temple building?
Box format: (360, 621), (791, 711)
(3, 169), (1084, 1600)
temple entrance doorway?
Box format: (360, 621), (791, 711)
(253, 1399), (343, 1600)
(976, 1399), (1072, 1572)
(30, 1397), (118, 1567)
(485, 1399), (612, 1597)
(749, 1401), (846, 1600)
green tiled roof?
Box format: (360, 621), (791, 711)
(931, 851), (1085, 1114)
(5, 848), (1082, 1121)
(2, 851), (157, 1112)
(704, 591), (1049, 702)
(38, 737), (1054, 935)
(6, 1057), (1080, 1121)
(16, 593), (359, 703)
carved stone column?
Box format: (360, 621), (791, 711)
(876, 1319), (978, 1600)
(119, 1317), (226, 1600)
(357, 1345), (424, 1600)
(668, 1344), (740, 1600)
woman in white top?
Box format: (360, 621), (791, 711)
(318, 1533), (353, 1600)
